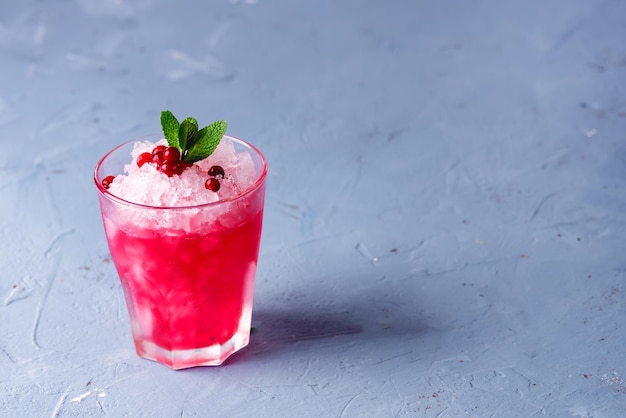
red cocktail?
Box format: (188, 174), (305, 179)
(95, 135), (267, 369)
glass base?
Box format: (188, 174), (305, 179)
(134, 330), (250, 370)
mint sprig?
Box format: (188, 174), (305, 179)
(160, 110), (227, 163)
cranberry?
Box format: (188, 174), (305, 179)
(139, 144), (191, 176)
(151, 145), (167, 163)
(102, 175), (115, 189)
(152, 151), (165, 164)
(159, 162), (173, 177)
(136, 152), (152, 167)
(163, 147), (181, 162)
(205, 177), (220, 192)
(152, 145), (167, 154)
(207, 165), (225, 178)
(164, 160), (186, 177)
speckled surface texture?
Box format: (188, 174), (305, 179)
(1, 0), (626, 416)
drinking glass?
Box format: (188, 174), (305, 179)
(94, 135), (267, 369)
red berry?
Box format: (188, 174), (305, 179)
(173, 162), (184, 175)
(207, 165), (225, 178)
(205, 177), (220, 192)
(152, 151), (165, 164)
(160, 162), (175, 177)
(102, 175), (115, 189)
(145, 144), (191, 176)
(161, 161), (184, 177)
(137, 152), (152, 167)
(163, 147), (180, 162)
(152, 145), (167, 155)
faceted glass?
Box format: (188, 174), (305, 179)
(94, 136), (267, 369)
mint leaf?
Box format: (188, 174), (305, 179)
(161, 110), (180, 148)
(178, 117), (198, 154)
(184, 120), (227, 163)
(159, 110), (227, 165)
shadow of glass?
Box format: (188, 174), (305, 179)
(253, 309), (363, 342)
(223, 309), (362, 365)
(226, 298), (432, 366)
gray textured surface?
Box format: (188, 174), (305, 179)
(1, 0), (626, 416)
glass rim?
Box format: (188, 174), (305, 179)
(94, 134), (268, 210)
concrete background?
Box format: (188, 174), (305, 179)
(1, 0), (625, 416)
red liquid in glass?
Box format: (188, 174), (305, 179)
(104, 210), (263, 368)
